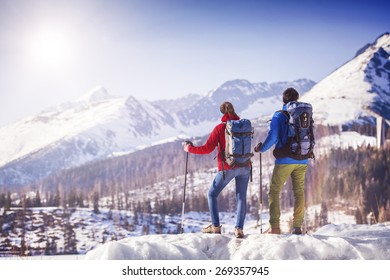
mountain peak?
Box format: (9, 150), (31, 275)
(376, 32), (390, 41)
(206, 79), (257, 99)
(374, 33), (390, 51)
(302, 33), (390, 125)
(355, 32), (390, 58)
(77, 86), (116, 103)
(219, 79), (254, 90)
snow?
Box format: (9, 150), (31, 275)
(302, 57), (373, 125)
(3, 203), (387, 261)
(240, 96), (280, 119)
(302, 33), (390, 126)
(0, 96), (126, 167)
(76, 86), (116, 103)
(219, 80), (258, 96)
(80, 205), (389, 260)
(315, 131), (376, 157)
(84, 222), (390, 260)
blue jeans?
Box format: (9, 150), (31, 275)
(208, 167), (250, 229)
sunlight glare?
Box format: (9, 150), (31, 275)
(29, 27), (73, 68)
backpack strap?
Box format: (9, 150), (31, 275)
(278, 110), (290, 123)
(274, 110), (306, 160)
(219, 122), (227, 179)
(308, 116), (316, 160)
(219, 142), (225, 179)
(293, 117), (302, 155)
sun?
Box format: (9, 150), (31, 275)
(29, 27), (73, 68)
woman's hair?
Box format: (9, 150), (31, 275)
(282, 88), (299, 104)
(220, 101), (236, 115)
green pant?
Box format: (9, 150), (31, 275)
(268, 164), (307, 229)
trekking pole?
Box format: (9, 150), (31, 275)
(259, 153), (263, 234)
(304, 189), (308, 234)
(181, 141), (191, 234)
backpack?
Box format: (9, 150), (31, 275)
(273, 101), (315, 160)
(224, 119), (254, 167)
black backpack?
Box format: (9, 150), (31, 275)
(273, 101), (315, 160)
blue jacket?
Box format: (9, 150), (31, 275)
(260, 106), (309, 165)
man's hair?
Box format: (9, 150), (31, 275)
(282, 88), (299, 104)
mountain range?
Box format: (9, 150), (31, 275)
(0, 79), (314, 187)
(0, 32), (389, 188)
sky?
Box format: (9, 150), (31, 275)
(0, 0), (389, 127)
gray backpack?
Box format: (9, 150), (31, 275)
(224, 119), (254, 167)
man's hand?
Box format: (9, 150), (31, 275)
(254, 142), (263, 153)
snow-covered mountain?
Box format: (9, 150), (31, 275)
(0, 80), (314, 187)
(175, 79), (314, 126)
(302, 32), (390, 125)
(0, 86), (181, 186)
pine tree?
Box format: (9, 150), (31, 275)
(107, 209), (113, 220)
(92, 191), (100, 214)
(319, 201), (329, 226)
(0, 214), (3, 238)
(45, 237), (58, 255)
(314, 210), (320, 229)
(52, 187), (60, 207)
(159, 200), (167, 226)
(5, 192), (11, 211)
(35, 190), (42, 207)
(133, 209), (139, 227)
(62, 207), (78, 255)
(63, 223), (77, 254)
(19, 196), (27, 256)
(0, 193), (5, 209)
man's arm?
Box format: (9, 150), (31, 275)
(260, 114), (281, 153)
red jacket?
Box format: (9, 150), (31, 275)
(188, 113), (240, 171)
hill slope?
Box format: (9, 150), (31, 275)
(302, 32), (390, 125)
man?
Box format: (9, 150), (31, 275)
(254, 88), (309, 234)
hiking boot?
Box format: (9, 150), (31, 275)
(270, 228), (281, 234)
(234, 227), (244, 238)
(201, 224), (222, 234)
(292, 227), (302, 235)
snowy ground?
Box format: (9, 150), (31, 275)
(82, 206), (390, 260)
(84, 222), (390, 260)
(3, 204), (381, 260)
(3, 207), (385, 261)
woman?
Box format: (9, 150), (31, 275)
(183, 102), (251, 238)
